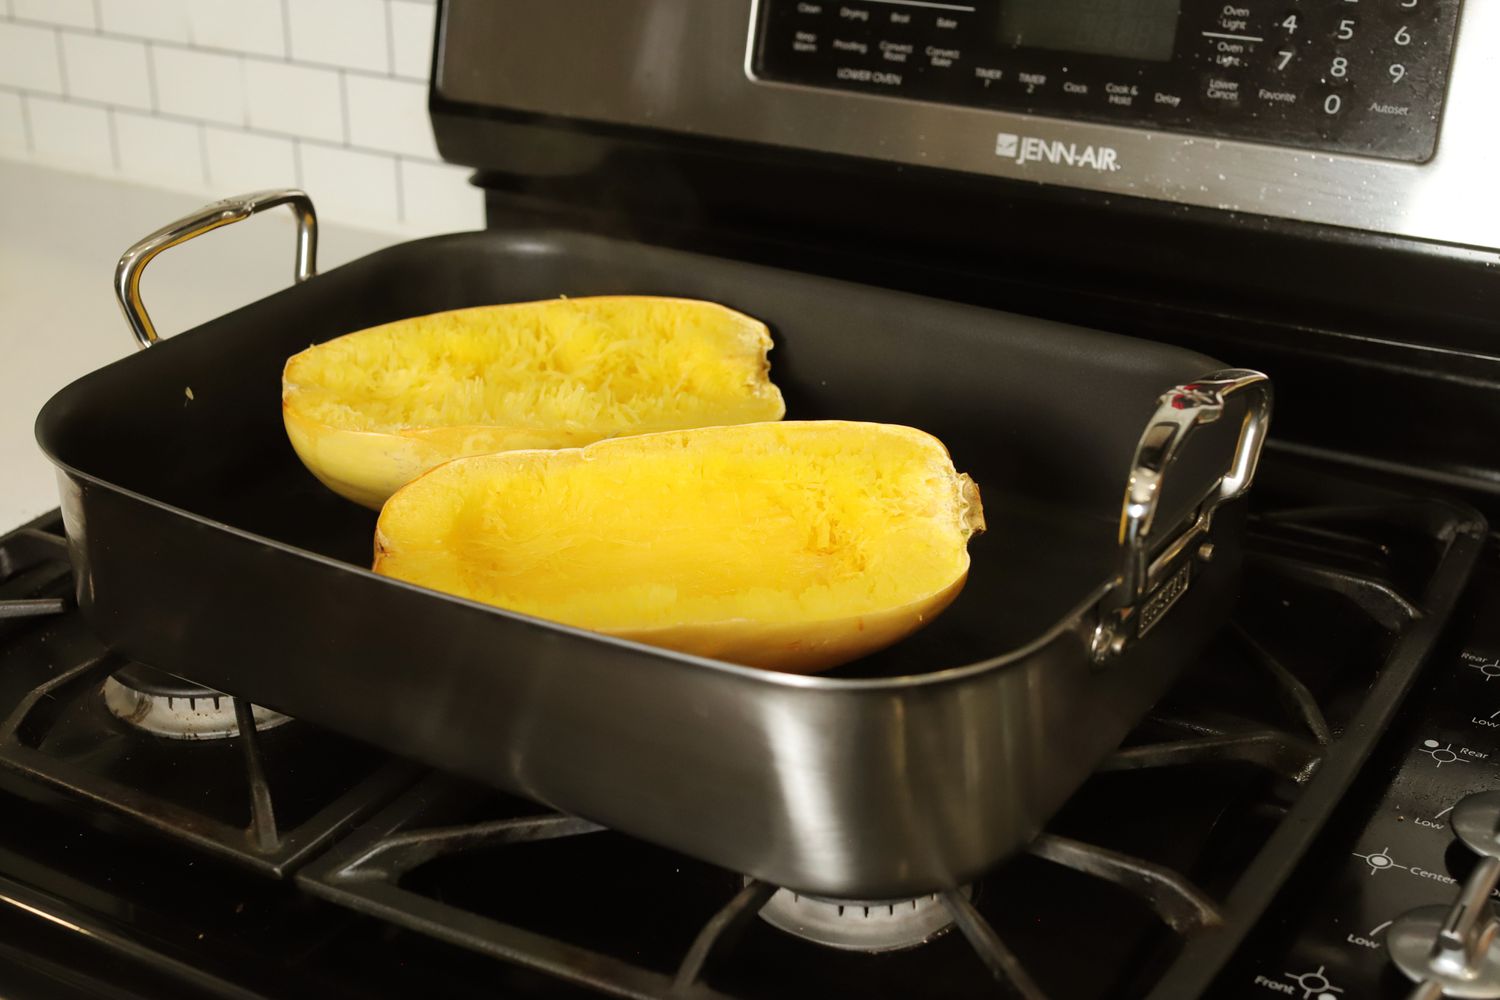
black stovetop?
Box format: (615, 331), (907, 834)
(0, 454), (1489, 1000)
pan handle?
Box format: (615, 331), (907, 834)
(114, 189), (318, 350)
(1093, 369), (1272, 663)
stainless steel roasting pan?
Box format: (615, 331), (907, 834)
(35, 192), (1271, 898)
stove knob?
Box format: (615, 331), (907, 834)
(1454, 793), (1500, 860)
(1386, 792), (1500, 999)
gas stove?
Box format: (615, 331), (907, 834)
(0, 454), (1492, 999)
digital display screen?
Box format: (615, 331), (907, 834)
(998, 0), (1182, 62)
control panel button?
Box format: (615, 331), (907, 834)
(1315, 90), (1349, 118)
(1320, 55), (1353, 87)
(1367, 97), (1416, 120)
(1211, 3), (1255, 35)
(1387, 0), (1435, 19)
(1202, 74), (1244, 108)
(1153, 90), (1186, 111)
(972, 65), (1004, 90)
(925, 44), (960, 68)
(1104, 81), (1141, 109)
(1015, 70), (1049, 97)
(1253, 84), (1300, 110)
(835, 4), (872, 26)
(878, 39), (913, 63)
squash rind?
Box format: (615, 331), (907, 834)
(373, 420), (983, 673)
(282, 296), (785, 509)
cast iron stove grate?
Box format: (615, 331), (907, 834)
(0, 513), (421, 878)
(295, 463), (1485, 998)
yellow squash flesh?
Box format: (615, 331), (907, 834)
(282, 296), (786, 508)
(373, 421), (985, 673)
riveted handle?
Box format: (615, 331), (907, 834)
(1115, 369), (1272, 605)
(114, 189), (318, 350)
(1092, 369), (1272, 662)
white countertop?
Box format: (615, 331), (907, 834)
(0, 162), (404, 528)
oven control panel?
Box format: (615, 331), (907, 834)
(752, 0), (1464, 162)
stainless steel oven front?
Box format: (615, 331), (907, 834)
(436, 0), (1497, 251)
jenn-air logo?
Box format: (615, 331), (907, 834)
(995, 131), (1121, 172)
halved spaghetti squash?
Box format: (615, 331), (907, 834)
(283, 296), (785, 508)
(373, 421), (984, 672)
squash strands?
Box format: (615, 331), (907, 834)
(374, 421), (985, 673)
(282, 296), (786, 508)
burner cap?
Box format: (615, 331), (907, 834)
(103, 669), (291, 740)
(755, 884), (972, 952)
(109, 663), (222, 700)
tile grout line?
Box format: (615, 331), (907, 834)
(394, 154), (405, 222)
(53, 28), (68, 96)
(104, 106), (120, 171)
(384, 0), (396, 76)
(279, 0), (293, 60)
(338, 69), (350, 145)
(0, 84), (449, 163)
(17, 92), (33, 153)
(144, 41), (159, 112)
(235, 53), (249, 129)
(90, 0), (100, 32)
(197, 122), (209, 189)
(9, 17), (431, 83)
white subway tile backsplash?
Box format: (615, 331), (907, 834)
(299, 143), (400, 228)
(0, 22), (64, 93)
(345, 75), (436, 159)
(288, 0), (389, 73)
(11, 0), (95, 29)
(11, 0), (475, 236)
(203, 126), (297, 193)
(114, 111), (206, 190)
(0, 91), (27, 159)
(62, 33), (153, 111)
(244, 60), (343, 142)
(189, 0), (286, 59)
(388, 1), (436, 80)
(152, 47), (245, 125)
(98, 0), (192, 43)
(27, 96), (112, 173)
(399, 159), (482, 235)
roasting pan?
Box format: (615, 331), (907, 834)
(35, 192), (1270, 898)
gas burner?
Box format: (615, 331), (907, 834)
(103, 664), (290, 740)
(754, 884), (973, 952)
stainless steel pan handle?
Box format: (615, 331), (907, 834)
(114, 189), (318, 350)
(1093, 369), (1272, 662)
